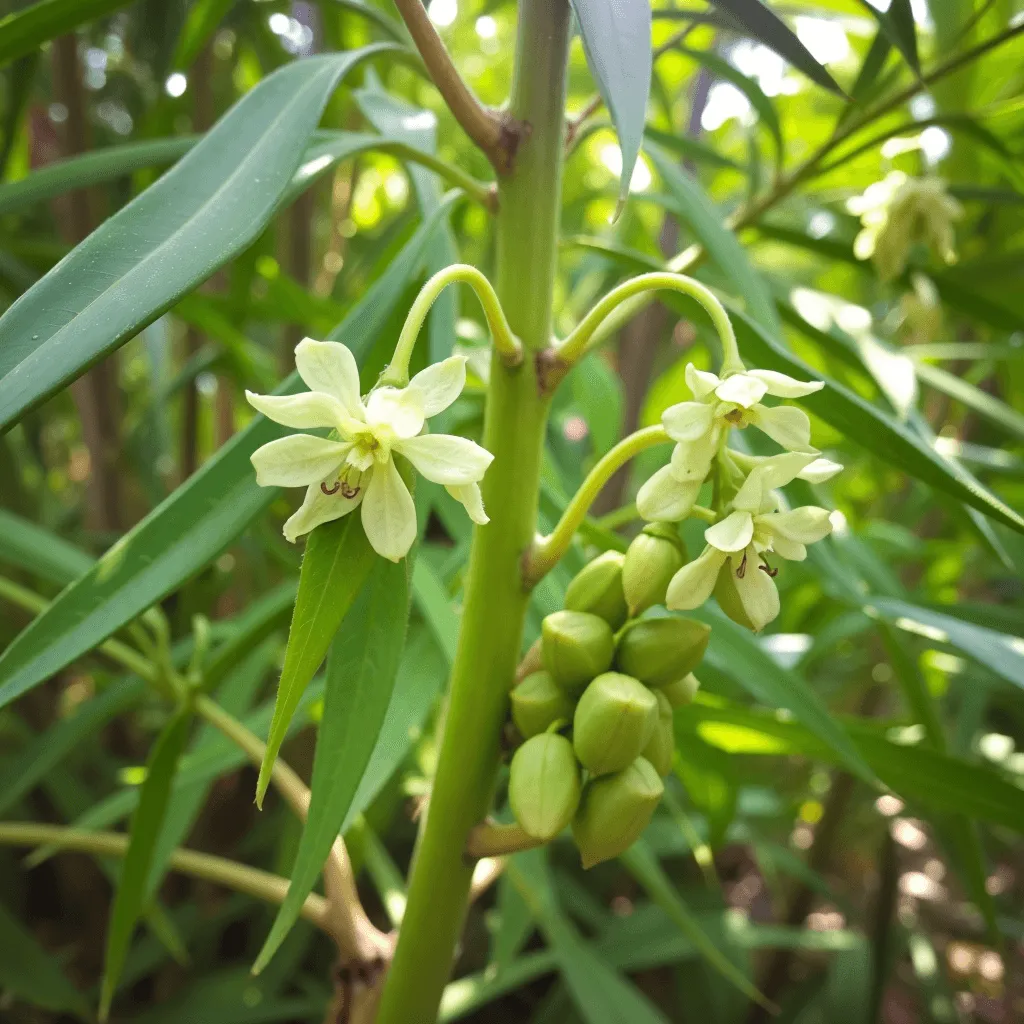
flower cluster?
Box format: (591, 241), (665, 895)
(848, 171), (963, 282)
(637, 362), (841, 632)
(246, 338), (493, 561)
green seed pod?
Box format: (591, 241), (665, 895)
(573, 672), (658, 776)
(541, 610), (615, 695)
(713, 565), (758, 631)
(565, 550), (628, 629)
(659, 672), (700, 709)
(622, 524), (686, 616)
(615, 616), (710, 689)
(572, 756), (664, 869)
(641, 690), (675, 776)
(510, 670), (575, 739)
(509, 733), (582, 841)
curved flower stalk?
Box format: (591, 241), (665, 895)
(848, 171), (962, 282)
(246, 338), (493, 560)
(637, 363), (824, 523)
(666, 453), (838, 631)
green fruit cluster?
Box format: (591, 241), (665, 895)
(507, 530), (709, 868)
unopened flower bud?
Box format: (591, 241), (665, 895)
(622, 524), (686, 616)
(510, 670), (575, 739)
(542, 610), (615, 695)
(509, 733), (582, 841)
(573, 672), (658, 776)
(615, 616), (710, 689)
(565, 550), (628, 629)
(659, 672), (700, 708)
(641, 689), (675, 776)
(572, 756), (664, 868)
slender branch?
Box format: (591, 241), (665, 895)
(373, 141), (496, 210)
(0, 822), (332, 932)
(193, 695), (390, 962)
(524, 425), (672, 586)
(0, 575), (157, 684)
(555, 271), (740, 371)
(390, 0), (519, 173)
(381, 263), (523, 386)
(465, 821), (544, 859)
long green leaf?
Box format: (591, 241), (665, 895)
(254, 554), (411, 972)
(0, 48), (396, 429)
(0, 198), (452, 714)
(569, 0), (652, 209)
(0, 0), (134, 68)
(255, 514), (375, 807)
(170, 0), (236, 70)
(0, 508), (94, 584)
(691, 607), (878, 788)
(855, 0), (918, 71)
(729, 309), (1024, 534)
(100, 708), (192, 1019)
(647, 143), (780, 340)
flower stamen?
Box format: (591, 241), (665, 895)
(736, 553), (748, 579)
(321, 481), (341, 495)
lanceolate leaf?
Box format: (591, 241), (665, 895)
(856, 0), (918, 72)
(0, 199), (452, 714)
(729, 309), (1024, 535)
(0, 0), (134, 68)
(0, 48), (397, 430)
(706, 0), (844, 96)
(0, 508), (94, 584)
(254, 555), (411, 973)
(100, 708), (193, 1019)
(569, 0), (652, 211)
(254, 514), (376, 808)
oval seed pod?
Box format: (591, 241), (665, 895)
(510, 670), (575, 739)
(573, 672), (658, 776)
(508, 733), (581, 841)
(622, 524), (686, 616)
(565, 550), (628, 629)
(615, 616), (710, 689)
(659, 672), (700, 709)
(572, 756), (664, 868)
(541, 610), (615, 695)
(641, 689), (674, 776)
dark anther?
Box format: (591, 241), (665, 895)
(736, 553), (748, 579)
(340, 482), (360, 499)
(759, 558), (779, 578)
(321, 481), (341, 495)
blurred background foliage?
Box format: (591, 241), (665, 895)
(1, 0), (1023, 1021)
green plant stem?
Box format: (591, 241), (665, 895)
(464, 821), (544, 859)
(372, 141), (496, 210)
(0, 575), (157, 683)
(556, 271), (741, 372)
(376, 2), (572, 1019)
(381, 263), (522, 386)
(0, 822), (331, 931)
(525, 426), (671, 586)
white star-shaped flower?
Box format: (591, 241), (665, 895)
(246, 338), (493, 561)
(665, 452), (836, 631)
(636, 364), (825, 523)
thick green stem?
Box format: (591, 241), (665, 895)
(376, 2), (571, 1019)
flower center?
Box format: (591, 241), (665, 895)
(321, 464), (365, 500)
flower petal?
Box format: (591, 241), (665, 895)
(245, 389), (346, 431)
(294, 338), (364, 418)
(715, 372), (768, 408)
(748, 404), (814, 452)
(250, 435), (351, 488)
(705, 510), (754, 553)
(670, 431), (718, 484)
(733, 554), (780, 632)
(770, 506), (833, 544)
(747, 369), (824, 399)
(396, 433), (493, 485)
(797, 457), (843, 484)
(662, 401), (714, 442)
(770, 535), (807, 561)
(666, 545), (726, 610)
(409, 355), (468, 417)
(732, 452), (818, 511)
(447, 482), (488, 524)
(685, 363), (719, 400)
(282, 477), (364, 543)
(365, 386), (425, 440)
(361, 456), (417, 561)
(637, 465), (701, 522)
